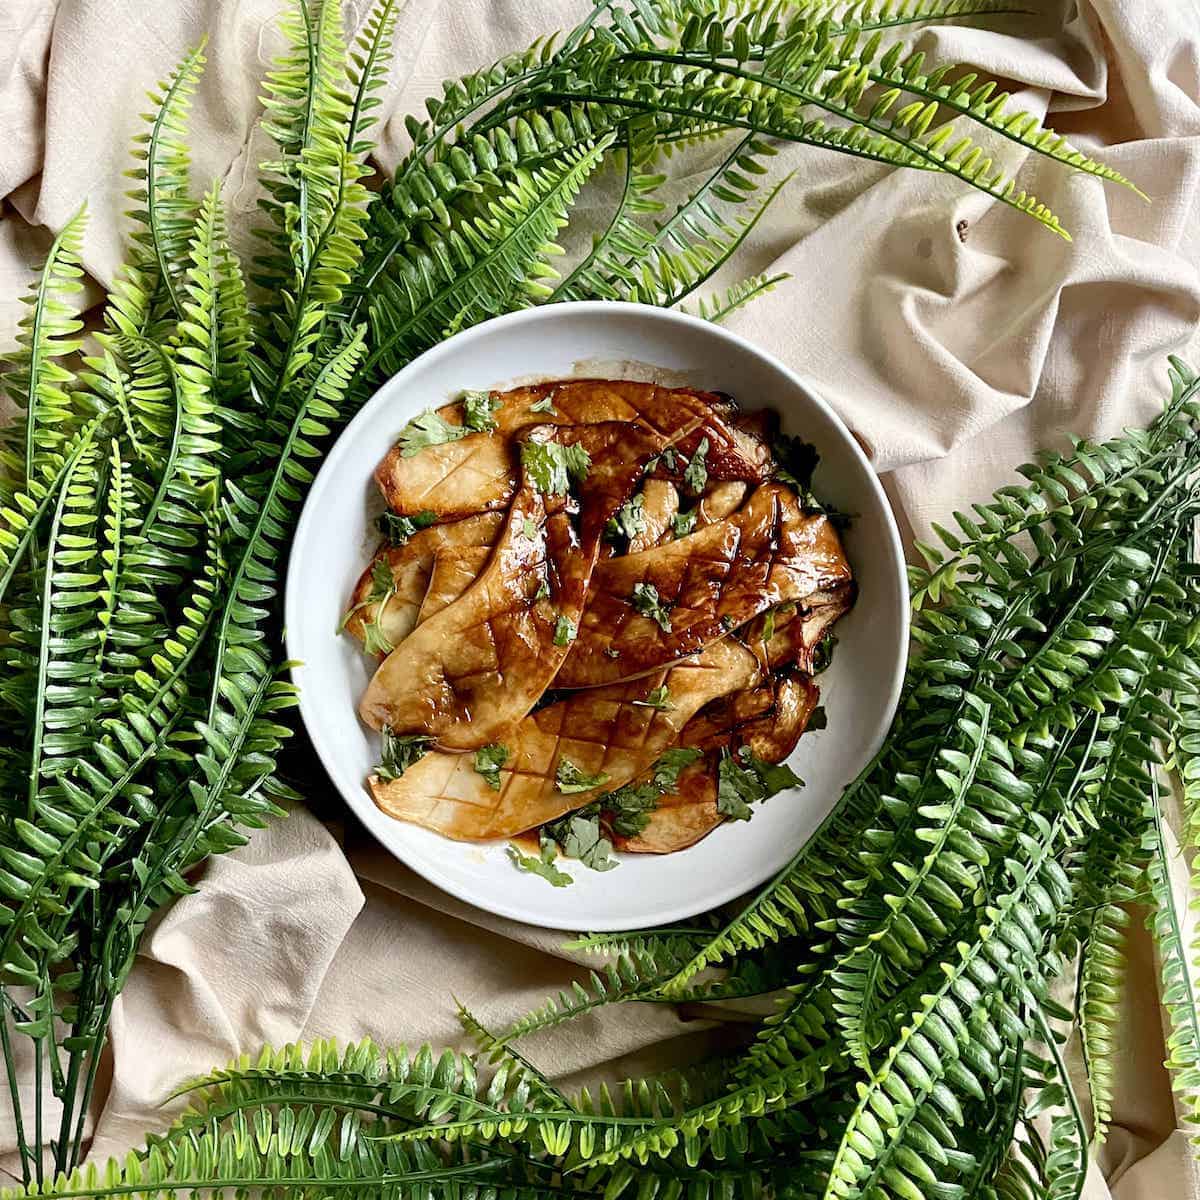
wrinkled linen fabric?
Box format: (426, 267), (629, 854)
(2, 0), (1200, 1193)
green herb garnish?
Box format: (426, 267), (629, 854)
(521, 439), (591, 495)
(672, 509), (696, 538)
(530, 395), (557, 414)
(555, 758), (610, 794)
(376, 727), (433, 782)
(522, 516), (537, 539)
(682, 437), (710, 494)
(812, 632), (838, 674)
(605, 494), (647, 542)
(632, 685), (672, 710)
(761, 610), (776, 646)
(716, 747), (802, 820)
(397, 410), (470, 457)
(630, 582), (673, 632)
(462, 389), (501, 431)
(553, 614), (577, 646)
(594, 747), (703, 837)
(344, 557), (397, 654)
(376, 509), (437, 547)
(508, 838), (573, 887)
(473, 743), (509, 790)
(535, 580), (550, 601)
(558, 814), (618, 872)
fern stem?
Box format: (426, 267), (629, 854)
(0, 1010), (32, 1184)
(24, 1160), (506, 1200)
(1034, 1004), (1090, 1198)
(66, 992), (112, 1169)
(19, 213), (86, 481)
(24, 446), (90, 816)
(0, 416), (106, 608)
(145, 45), (205, 317)
(344, 0), (399, 153)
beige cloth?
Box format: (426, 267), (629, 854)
(2, 0), (1200, 1193)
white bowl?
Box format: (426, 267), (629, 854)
(286, 302), (908, 931)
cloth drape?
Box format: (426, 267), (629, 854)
(2, 0), (1199, 1193)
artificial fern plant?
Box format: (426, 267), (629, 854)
(0, 1), (1193, 1197)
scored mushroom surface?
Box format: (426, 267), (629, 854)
(347, 377), (857, 861)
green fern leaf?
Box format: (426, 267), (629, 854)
(1, 207), (89, 482)
(366, 135), (614, 378)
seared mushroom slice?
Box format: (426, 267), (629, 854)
(343, 513), (503, 654)
(615, 671), (820, 854)
(374, 379), (748, 520)
(360, 421), (663, 749)
(369, 638), (760, 839)
(554, 485), (852, 688)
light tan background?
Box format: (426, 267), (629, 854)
(1, 0), (1199, 1194)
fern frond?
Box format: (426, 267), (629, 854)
(206, 324), (367, 726)
(1076, 903), (1126, 1145)
(610, 52), (1078, 237)
(126, 43), (206, 319)
(853, 39), (1146, 198)
(824, 810), (1072, 1199)
(1, 207), (89, 483)
(366, 135), (614, 378)
(345, 0), (403, 154)
(0, 418), (108, 608)
(826, 0), (1033, 32)
(1146, 767), (1200, 1140)
(682, 270), (789, 322)
(552, 118), (666, 301)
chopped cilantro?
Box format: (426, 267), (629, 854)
(716, 747), (802, 821)
(773, 433), (820, 496)
(473, 743), (509, 790)
(555, 758), (610, 794)
(596, 747), (703, 837)
(652, 747), (703, 786)
(630, 582), (673, 633)
(672, 509), (696, 538)
(521, 439), (591, 496)
(376, 726), (432, 782)
(682, 437), (710, 494)
(522, 516), (537, 539)
(812, 632), (838, 675)
(530, 395), (558, 414)
(535, 580), (550, 601)
(509, 838), (573, 887)
(553, 614), (577, 646)
(761, 610), (776, 646)
(605, 494), (647, 542)
(462, 390), (501, 431)
(632, 685), (672, 710)
(362, 619), (395, 657)
(343, 558), (397, 654)
(367, 558), (394, 603)
(376, 509), (437, 547)
(748, 750), (803, 796)
(397, 410), (470, 458)
(720, 614), (735, 632)
(559, 814), (618, 872)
